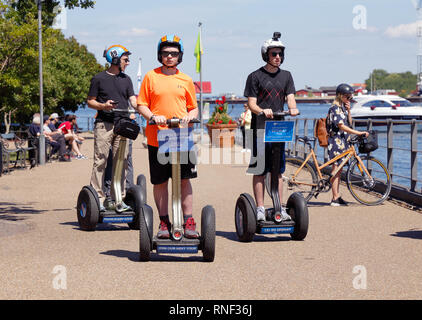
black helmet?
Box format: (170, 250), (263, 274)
(336, 83), (354, 96)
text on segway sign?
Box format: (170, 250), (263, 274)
(169, 304), (253, 317)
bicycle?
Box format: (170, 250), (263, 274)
(282, 135), (392, 206)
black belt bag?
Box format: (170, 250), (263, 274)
(113, 115), (140, 140)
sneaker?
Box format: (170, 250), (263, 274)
(75, 139), (83, 145)
(157, 220), (170, 239)
(241, 149), (246, 153)
(183, 217), (199, 239)
(115, 201), (132, 213)
(337, 197), (349, 206)
(330, 198), (341, 207)
(280, 207), (292, 221)
(59, 156), (71, 162)
(256, 206), (266, 221)
(76, 155), (88, 160)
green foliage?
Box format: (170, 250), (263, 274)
(0, 0), (102, 125)
(208, 96), (236, 125)
(365, 69), (417, 97)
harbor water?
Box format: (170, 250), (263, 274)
(75, 103), (422, 192)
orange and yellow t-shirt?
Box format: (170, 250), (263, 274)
(137, 67), (198, 147)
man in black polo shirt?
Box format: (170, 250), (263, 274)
(244, 32), (299, 222)
(87, 45), (137, 212)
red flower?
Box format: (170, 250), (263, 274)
(219, 106), (223, 112)
(218, 120), (223, 124)
(221, 96), (226, 104)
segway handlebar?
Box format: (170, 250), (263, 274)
(257, 110), (300, 117)
(148, 117), (201, 126)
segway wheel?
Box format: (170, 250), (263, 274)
(136, 174), (147, 203)
(286, 192), (309, 240)
(76, 186), (100, 231)
(125, 185), (145, 230)
(201, 205), (216, 262)
(139, 204), (153, 262)
(234, 193), (256, 242)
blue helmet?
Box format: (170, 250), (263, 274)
(157, 34), (184, 64)
(103, 45), (131, 65)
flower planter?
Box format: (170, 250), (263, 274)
(206, 123), (238, 148)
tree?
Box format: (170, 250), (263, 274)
(365, 69), (417, 97)
(0, 0), (101, 131)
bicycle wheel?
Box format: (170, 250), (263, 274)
(346, 156), (391, 206)
(284, 157), (318, 202)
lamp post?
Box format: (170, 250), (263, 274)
(37, 0), (45, 165)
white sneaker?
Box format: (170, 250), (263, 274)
(241, 149), (246, 153)
(280, 207), (292, 221)
(256, 206), (266, 221)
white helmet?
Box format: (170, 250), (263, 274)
(261, 32), (285, 63)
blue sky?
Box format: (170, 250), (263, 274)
(61, 0), (418, 96)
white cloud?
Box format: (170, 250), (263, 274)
(384, 22), (417, 38)
(120, 28), (155, 37)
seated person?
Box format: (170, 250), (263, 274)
(29, 115), (70, 162)
(42, 116), (70, 162)
(58, 115), (87, 160)
(48, 113), (60, 131)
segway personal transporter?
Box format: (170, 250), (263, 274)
(76, 110), (146, 231)
(138, 117), (216, 262)
(235, 111), (309, 242)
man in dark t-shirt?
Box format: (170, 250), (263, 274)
(244, 32), (299, 222)
(87, 44), (137, 212)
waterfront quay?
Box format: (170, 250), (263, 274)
(0, 134), (421, 299)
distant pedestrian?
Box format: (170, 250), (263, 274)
(327, 83), (368, 207)
(239, 103), (252, 152)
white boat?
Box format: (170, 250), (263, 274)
(350, 95), (422, 125)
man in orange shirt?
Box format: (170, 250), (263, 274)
(137, 35), (199, 239)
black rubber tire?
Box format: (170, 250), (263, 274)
(286, 192), (309, 240)
(346, 156), (392, 206)
(136, 174), (147, 203)
(76, 186), (100, 231)
(284, 157), (318, 202)
(125, 185), (144, 230)
(234, 193), (256, 242)
(139, 204), (153, 262)
(201, 205), (216, 262)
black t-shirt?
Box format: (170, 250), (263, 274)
(88, 71), (135, 123)
(244, 67), (295, 129)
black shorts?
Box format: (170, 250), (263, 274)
(247, 131), (285, 176)
(148, 145), (198, 185)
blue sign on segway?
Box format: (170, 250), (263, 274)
(158, 127), (194, 153)
(264, 121), (295, 143)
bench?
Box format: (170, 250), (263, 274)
(0, 133), (37, 173)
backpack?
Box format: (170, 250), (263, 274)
(314, 117), (328, 147)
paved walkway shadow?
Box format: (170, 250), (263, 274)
(0, 202), (47, 221)
(100, 250), (204, 262)
(391, 229), (422, 240)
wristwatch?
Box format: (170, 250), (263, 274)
(149, 114), (156, 121)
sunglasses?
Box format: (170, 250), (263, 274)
(161, 51), (180, 57)
(270, 51), (283, 57)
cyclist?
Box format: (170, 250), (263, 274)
(87, 45), (137, 212)
(327, 83), (369, 206)
(244, 32), (299, 221)
(136, 34), (199, 239)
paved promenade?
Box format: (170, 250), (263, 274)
(0, 133), (421, 299)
